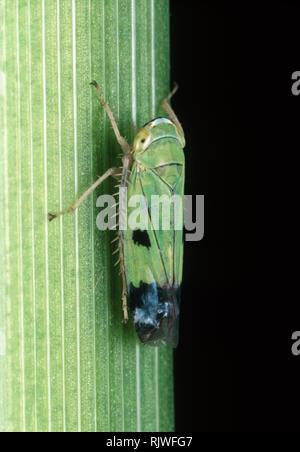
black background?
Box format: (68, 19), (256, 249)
(171, 2), (298, 432)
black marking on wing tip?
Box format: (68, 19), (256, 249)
(129, 282), (181, 348)
(132, 229), (151, 248)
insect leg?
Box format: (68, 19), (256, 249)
(118, 154), (131, 322)
(161, 82), (184, 136)
(48, 167), (117, 221)
(90, 80), (132, 155)
(119, 247), (128, 323)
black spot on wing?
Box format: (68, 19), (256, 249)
(132, 229), (151, 248)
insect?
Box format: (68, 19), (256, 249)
(49, 81), (185, 348)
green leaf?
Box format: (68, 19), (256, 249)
(0, 0), (173, 432)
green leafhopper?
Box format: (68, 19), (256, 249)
(49, 81), (185, 348)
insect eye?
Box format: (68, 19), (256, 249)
(133, 128), (150, 153)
